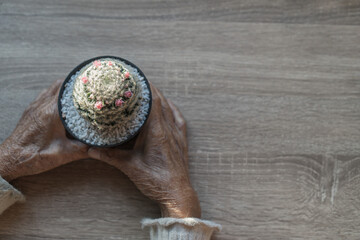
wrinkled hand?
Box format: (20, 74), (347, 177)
(88, 84), (201, 218)
(0, 79), (89, 181)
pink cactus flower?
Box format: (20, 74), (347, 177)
(124, 72), (130, 79)
(95, 101), (103, 110)
(93, 60), (102, 68)
(108, 61), (113, 66)
(124, 91), (132, 98)
(81, 76), (88, 84)
(115, 99), (124, 107)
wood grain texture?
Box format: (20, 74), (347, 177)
(0, 0), (360, 239)
(1, 0), (360, 25)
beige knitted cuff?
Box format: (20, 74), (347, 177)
(142, 218), (221, 240)
(0, 176), (25, 214)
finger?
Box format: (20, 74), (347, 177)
(167, 99), (187, 136)
(38, 79), (63, 98)
(149, 83), (161, 109)
(41, 92), (61, 122)
(133, 119), (150, 150)
(150, 84), (176, 125)
(88, 147), (132, 170)
(166, 99), (188, 165)
(44, 79), (67, 121)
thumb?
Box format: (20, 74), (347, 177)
(59, 139), (89, 163)
(64, 139), (89, 161)
(88, 147), (132, 168)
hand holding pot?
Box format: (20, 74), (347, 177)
(88, 84), (201, 218)
(0, 79), (89, 181)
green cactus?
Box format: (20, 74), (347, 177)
(72, 58), (139, 129)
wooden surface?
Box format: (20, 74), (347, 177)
(1, 0), (360, 239)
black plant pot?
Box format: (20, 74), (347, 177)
(58, 56), (152, 148)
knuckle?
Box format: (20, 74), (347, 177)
(152, 125), (167, 142)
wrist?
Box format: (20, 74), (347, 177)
(160, 186), (201, 219)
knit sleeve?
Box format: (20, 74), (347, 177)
(0, 175), (25, 215)
(142, 217), (221, 240)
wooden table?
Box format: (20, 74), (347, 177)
(1, 1), (360, 239)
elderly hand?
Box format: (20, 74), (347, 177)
(88, 84), (201, 218)
(0, 79), (89, 181)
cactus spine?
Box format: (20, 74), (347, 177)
(72, 59), (139, 129)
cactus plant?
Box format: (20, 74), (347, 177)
(72, 59), (139, 129)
